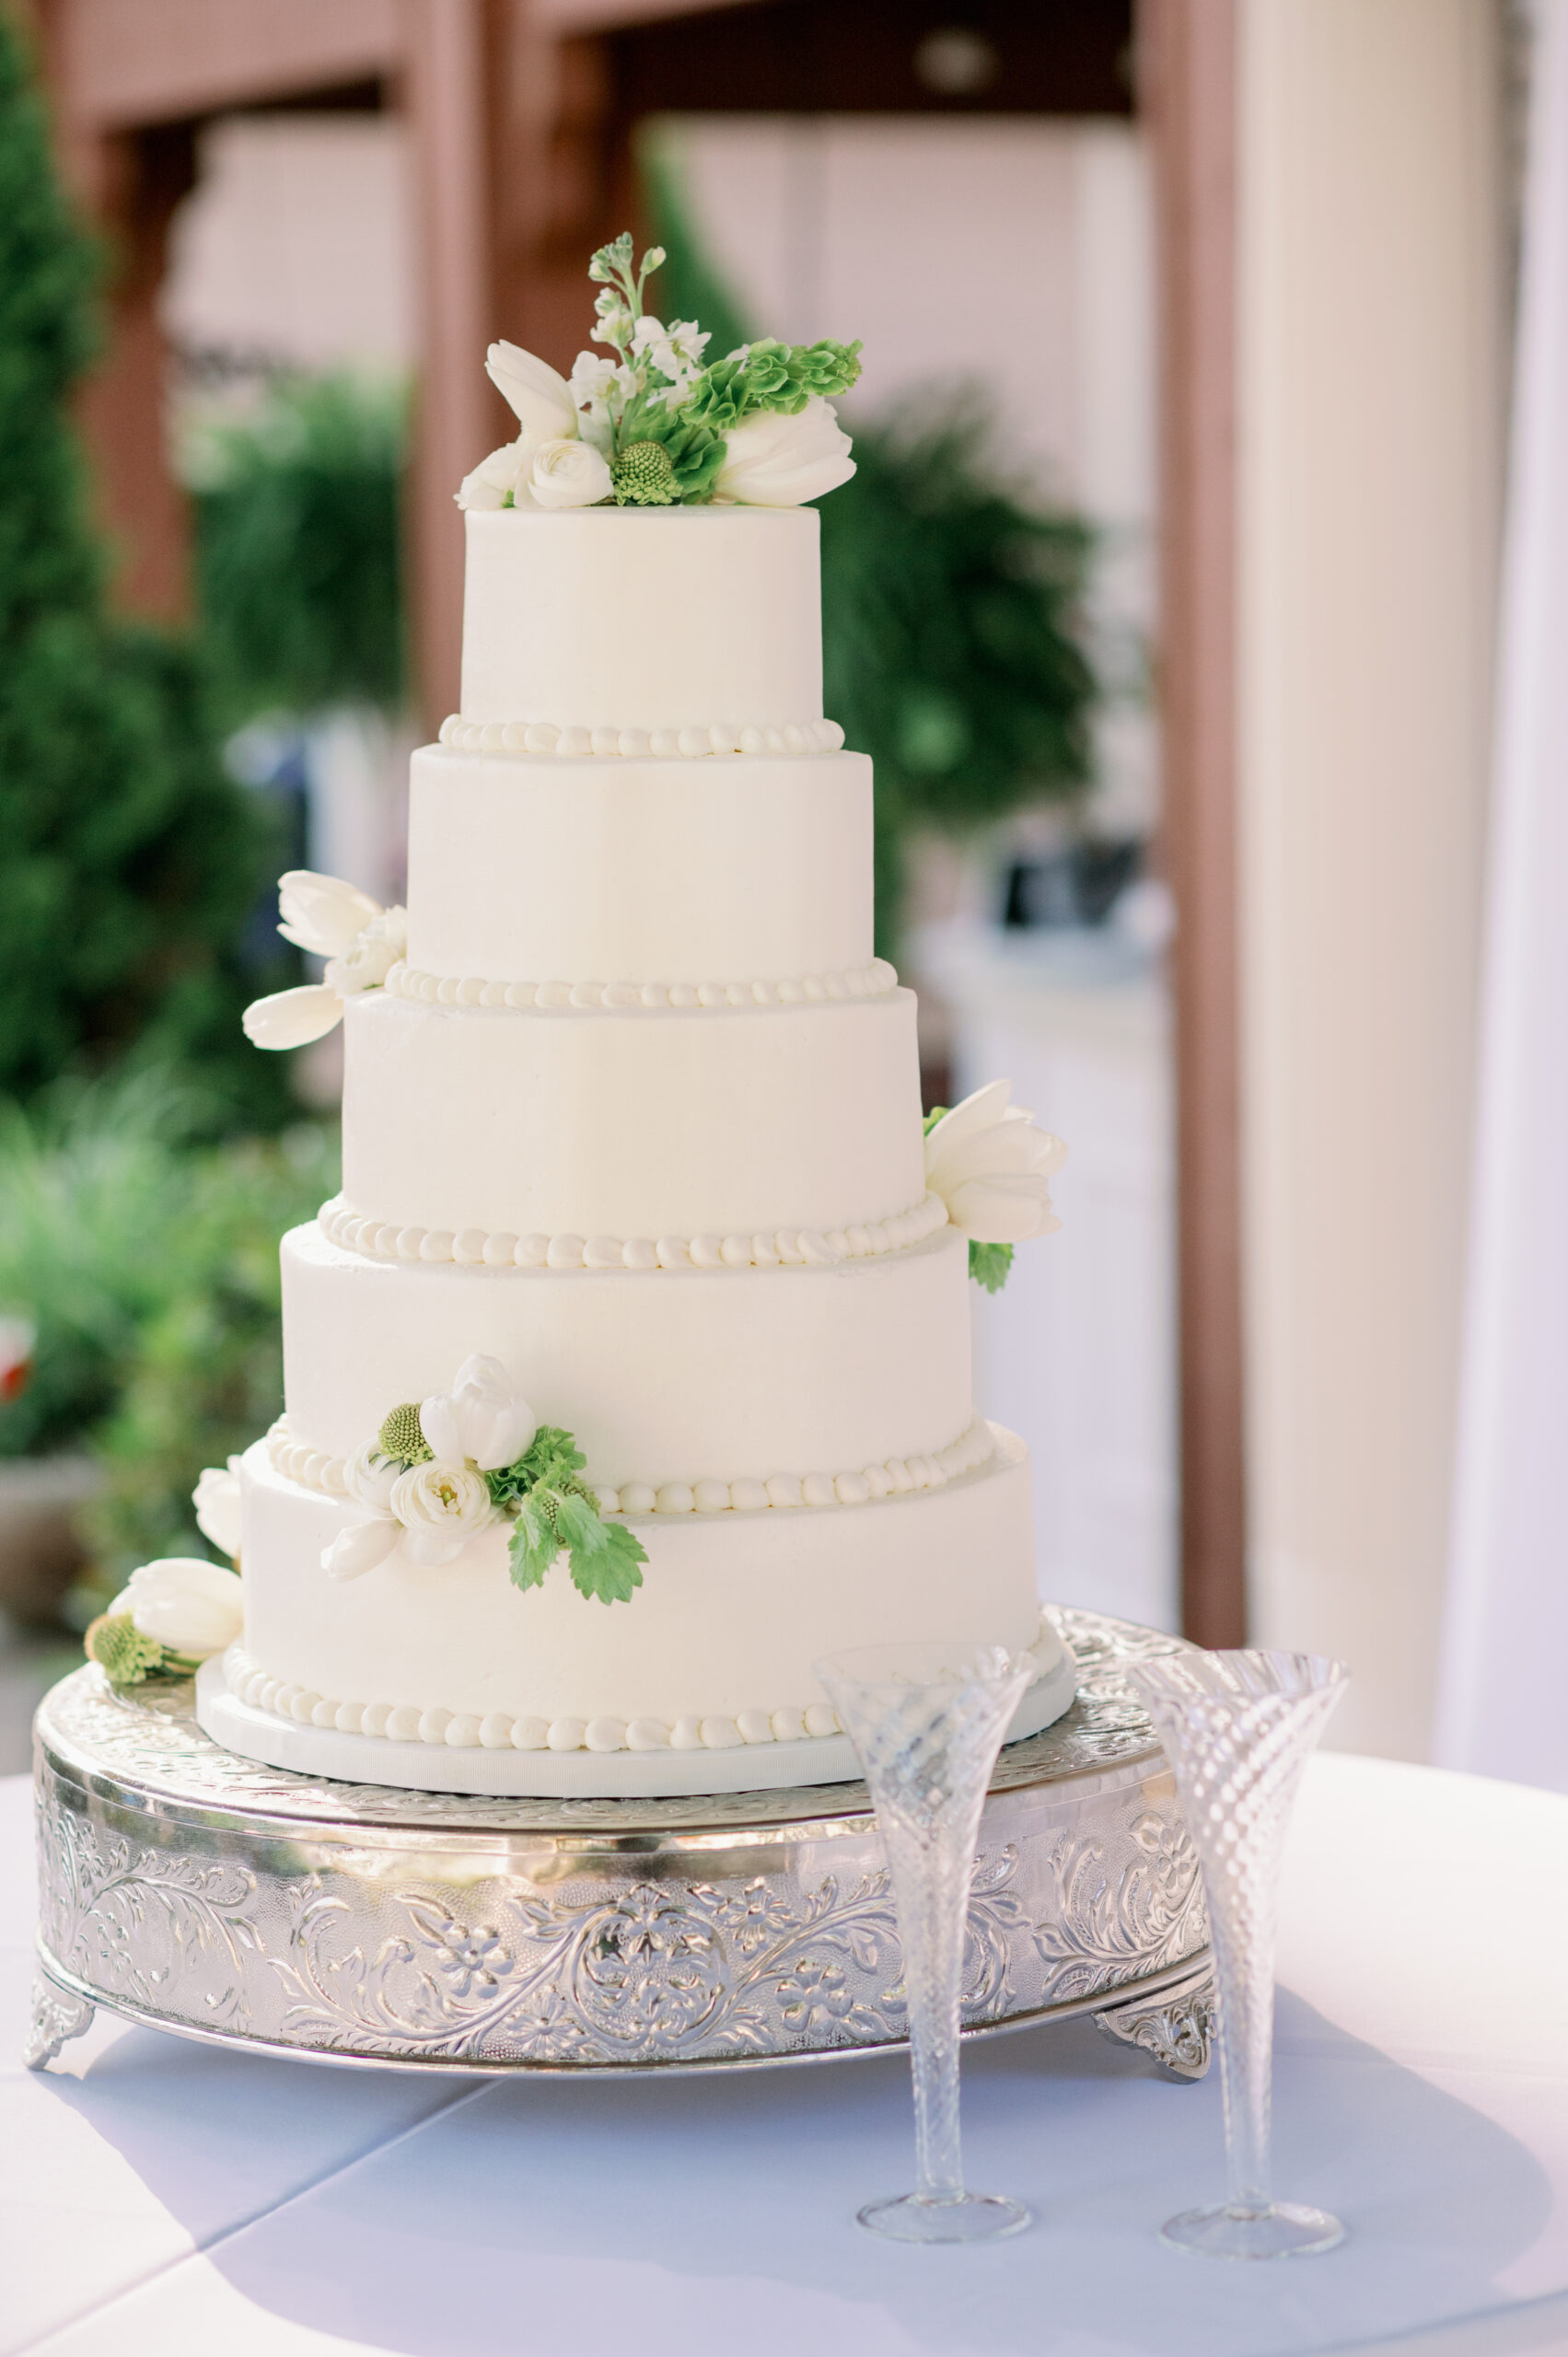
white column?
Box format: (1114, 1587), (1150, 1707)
(1437, 1), (1568, 1792)
(1237, 0), (1506, 1755)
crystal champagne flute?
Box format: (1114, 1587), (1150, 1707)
(814, 1638), (1036, 2243)
(1129, 1648), (1350, 2258)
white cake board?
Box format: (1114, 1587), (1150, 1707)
(194, 1647), (1078, 1798)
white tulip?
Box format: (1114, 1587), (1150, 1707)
(117, 1558), (244, 1659)
(924, 1081), (1068, 1245)
(192, 1459), (243, 1559)
(277, 869), (382, 958)
(486, 343), (578, 441)
(420, 1354), (535, 1472)
(390, 1462), (496, 1567)
(324, 905), (406, 997)
(714, 397), (855, 507)
(528, 437), (613, 511)
(242, 984), (344, 1051)
(456, 437), (537, 513)
(322, 1516), (401, 1581)
(344, 1445), (401, 1515)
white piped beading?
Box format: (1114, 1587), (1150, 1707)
(220, 1608), (1058, 1757)
(263, 1411), (997, 1520)
(382, 957), (898, 1014)
(316, 1188), (949, 1272)
(438, 714), (845, 760)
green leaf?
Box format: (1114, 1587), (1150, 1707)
(506, 1495), (559, 1591)
(923, 1105), (949, 1136)
(969, 1239), (1015, 1295)
(552, 1490), (647, 1606)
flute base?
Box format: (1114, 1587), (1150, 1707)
(858, 2190), (1032, 2244)
(1160, 2201), (1345, 2260)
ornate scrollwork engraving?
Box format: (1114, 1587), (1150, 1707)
(30, 1611), (1212, 2073)
(24, 1974), (95, 2071)
(1093, 1968), (1217, 2081)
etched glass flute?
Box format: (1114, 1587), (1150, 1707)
(1128, 1648), (1350, 2259)
(814, 1638), (1035, 2244)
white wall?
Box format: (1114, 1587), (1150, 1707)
(1237, 0), (1506, 1757)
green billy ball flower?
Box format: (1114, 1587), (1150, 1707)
(86, 1613), (167, 1689)
(612, 441), (679, 506)
(377, 1402), (433, 1465)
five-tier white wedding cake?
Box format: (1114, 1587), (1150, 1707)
(104, 239), (1076, 1796)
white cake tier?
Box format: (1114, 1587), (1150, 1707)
(404, 745), (875, 987)
(280, 1220), (973, 1487)
(459, 507), (822, 735)
(231, 1424), (1043, 1742)
(340, 987), (924, 1245)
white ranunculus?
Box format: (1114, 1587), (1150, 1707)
(421, 1354), (535, 1472)
(528, 437), (613, 511)
(390, 1462), (497, 1567)
(277, 870), (383, 958)
(322, 1516), (401, 1581)
(924, 1080), (1068, 1245)
(714, 396), (855, 507)
(325, 905), (406, 996)
(485, 343), (577, 441)
(192, 1459), (243, 1559)
(242, 984), (344, 1051)
(457, 437), (538, 513)
(116, 1558), (244, 1659)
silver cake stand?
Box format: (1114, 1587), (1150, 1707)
(27, 1607), (1214, 2082)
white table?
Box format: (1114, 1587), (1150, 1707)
(5, 1751), (1566, 2357)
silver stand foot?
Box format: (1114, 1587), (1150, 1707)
(1093, 1966), (1215, 2081)
(25, 1973), (95, 2072)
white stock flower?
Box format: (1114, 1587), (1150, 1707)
(593, 302), (633, 349)
(528, 437), (613, 511)
(714, 397), (855, 507)
(420, 1354), (535, 1472)
(324, 905), (406, 996)
(277, 870), (382, 958)
(322, 1516), (401, 1582)
(923, 1081), (1068, 1245)
(570, 351), (620, 406)
(666, 319), (710, 368)
(113, 1558), (244, 1659)
(389, 1461), (496, 1567)
(242, 984), (343, 1050)
(484, 343), (577, 440)
(457, 438), (536, 512)
(192, 1459), (243, 1559)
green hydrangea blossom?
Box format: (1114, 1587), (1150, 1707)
(684, 338), (863, 432)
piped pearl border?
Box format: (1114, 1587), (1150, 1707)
(218, 1610), (1060, 1758)
(264, 1411), (997, 1519)
(383, 957), (898, 1014)
(316, 1188), (950, 1272)
(438, 714), (845, 760)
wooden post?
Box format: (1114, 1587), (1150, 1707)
(401, 0), (501, 731)
(1141, 0), (1247, 1646)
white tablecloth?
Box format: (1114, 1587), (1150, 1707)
(4, 1751), (1566, 2357)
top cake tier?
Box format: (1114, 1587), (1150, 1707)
(458, 506), (823, 737)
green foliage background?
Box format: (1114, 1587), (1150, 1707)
(0, 11), (292, 1126)
(647, 148), (1097, 953)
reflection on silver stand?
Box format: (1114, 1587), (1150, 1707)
(28, 1608), (1214, 2081)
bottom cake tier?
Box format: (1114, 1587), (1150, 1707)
(209, 1423), (1069, 1794)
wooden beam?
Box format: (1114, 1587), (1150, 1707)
(1141, 0), (1246, 1647)
(54, 0), (401, 128)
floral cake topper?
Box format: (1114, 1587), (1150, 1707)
(459, 234), (862, 515)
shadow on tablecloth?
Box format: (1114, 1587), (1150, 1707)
(24, 1984), (1562, 2357)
